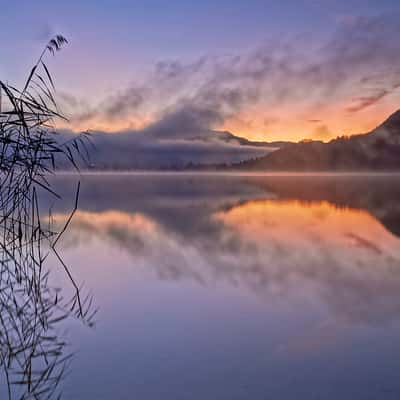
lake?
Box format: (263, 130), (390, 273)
(19, 173), (400, 399)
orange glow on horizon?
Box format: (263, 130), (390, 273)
(59, 98), (400, 143)
(219, 101), (400, 142)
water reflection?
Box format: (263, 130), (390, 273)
(49, 174), (400, 399)
(55, 196), (400, 326)
(0, 176), (94, 400)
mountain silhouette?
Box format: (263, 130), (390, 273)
(237, 110), (400, 171)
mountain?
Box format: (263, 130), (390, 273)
(214, 131), (291, 148)
(235, 110), (400, 171)
(57, 127), (290, 170)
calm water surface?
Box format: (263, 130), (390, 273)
(47, 174), (400, 399)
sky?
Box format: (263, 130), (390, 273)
(1, 0), (400, 142)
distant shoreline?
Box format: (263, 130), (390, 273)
(53, 170), (400, 177)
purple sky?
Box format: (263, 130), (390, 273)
(1, 0), (400, 140)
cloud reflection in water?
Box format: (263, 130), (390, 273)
(55, 194), (400, 326)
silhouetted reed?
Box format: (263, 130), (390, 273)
(0, 35), (94, 399)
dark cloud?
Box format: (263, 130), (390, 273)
(58, 92), (79, 108)
(102, 87), (147, 119)
(346, 89), (390, 113)
(144, 84), (259, 139)
(145, 106), (223, 137)
(65, 86), (147, 124)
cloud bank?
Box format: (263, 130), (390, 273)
(58, 14), (400, 142)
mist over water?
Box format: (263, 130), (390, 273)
(45, 173), (400, 399)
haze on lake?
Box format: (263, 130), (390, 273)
(23, 173), (399, 400)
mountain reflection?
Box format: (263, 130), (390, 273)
(52, 174), (400, 326)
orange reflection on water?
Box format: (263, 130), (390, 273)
(52, 198), (400, 325)
(214, 200), (400, 256)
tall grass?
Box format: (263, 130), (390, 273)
(0, 35), (94, 399)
